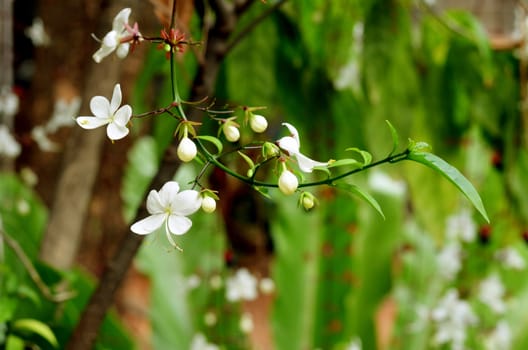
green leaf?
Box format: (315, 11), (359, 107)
(11, 319), (58, 349)
(345, 147), (372, 165)
(195, 135), (223, 155)
(237, 151), (255, 170)
(386, 120), (399, 156)
(327, 158), (362, 169)
(334, 183), (385, 219)
(407, 152), (489, 222)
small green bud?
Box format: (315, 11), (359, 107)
(299, 192), (316, 211)
(262, 142), (280, 159)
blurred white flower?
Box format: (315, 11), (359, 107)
(259, 277), (275, 294)
(436, 242), (462, 280)
(239, 312), (254, 334)
(31, 126), (60, 152)
(277, 123), (328, 173)
(209, 274), (223, 290)
(186, 274), (201, 290)
(495, 247), (526, 270)
(446, 209), (476, 242)
(190, 333), (219, 350)
(478, 274), (506, 314)
(226, 268), (257, 302)
(0, 91), (19, 119)
(47, 97), (81, 132)
(368, 171), (406, 197)
(431, 289), (478, 350)
(0, 125), (21, 158)
(25, 17), (51, 46)
(485, 320), (512, 350)
(204, 311), (217, 327)
(345, 337), (362, 350)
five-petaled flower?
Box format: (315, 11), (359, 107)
(93, 8), (141, 63)
(277, 122), (328, 172)
(76, 84), (132, 141)
(130, 181), (202, 248)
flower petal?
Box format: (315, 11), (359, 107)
(110, 84), (123, 113)
(90, 96), (111, 119)
(167, 215), (193, 235)
(106, 122), (129, 140)
(295, 152), (328, 173)
(102, 31), (119, 49)
(92, 45), (115, 63)
(113, 105), (132, 126)
(159, 181), (180, 206)
(76, 116), (108, 129)
(146, 189), (164, 214)
(112, 8), (131, 32)
(277, 136), (299, 155)
(130, 213), (166, 235)
(116, 43), (130, 59)
(172, 190), (202, 216)
(282, 122), (300, 144)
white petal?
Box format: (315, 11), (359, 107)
(146, 189), (164, 214)
(277, 136), (299, 155)
(102, 31), (119, 48)
(76, 116), (108, 129)
(112, 8), (131, 32)
(167, 215), (192, 235)
(130, 213), (166, 235)
(113, 105), (131, 126)
(172, 190), (202, 216)
(90, 96), (111, 119)
(116, 43), (130, 59)
(106, 122), (129, 140)
(295, 152), (328, 173)
(159, 181), (180, 206)
(282, 122), (300, 144)
(92, 44), (115, 63)
(110, 84), (122, 113)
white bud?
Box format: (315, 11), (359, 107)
(177, 137), (197, 162)
(201, 196), (216, 213)
(278, 170), (298, 195)
(259, 278), (275, 294)
(224, 123), (240, 142)
(250, 114), (268, 133)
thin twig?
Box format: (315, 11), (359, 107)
(0, 229), (75, 303)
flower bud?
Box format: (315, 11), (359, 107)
(278, 169), (298, 195)
(201, 196), (216, 213)
(250, 114), (268, 133)
(262, 142), (280, 159)
(177, 137), (197, 162)
(300, 192), (316, 211)
(224, 123), (240, 142)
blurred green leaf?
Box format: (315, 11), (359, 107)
(334, 182), (385, 220)
(10, 319), (58, 349)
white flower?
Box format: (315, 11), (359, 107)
(130, 181), (202, 247)
(278, 169), (298, 195)
(485, 320), (512, 350)
(0, 125), (21, 158)
(47, 97), (81, 132)
(76, 84), (132, 141)
(31, 126), (60, 152)
(25, 17), (51, 46)
(368, 171), (406, 197)
(239, 312), (254, 334)
(431, 289), (478, 350)
(277, 123), (328, 173)
(209, 275), (223, 290)
(201, 196), (216, 213)
(478, 274), (506, 314)
(226, 268), (258, 302)
(259, 277), (275, 294)
(186, 274), (201, 290)
(250, 114), (268, 133)
(495, 247), (526, 270)
(446, 209), (476, 242)
(92, 8), (138, 63)
(436, 242), (462, 280)
(345, 337), (362, 350)
(0, 91), (19, 119)
(223, 123), (240, 142)
(177, 137), (197, 162)
(190, 333), (219, 350)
